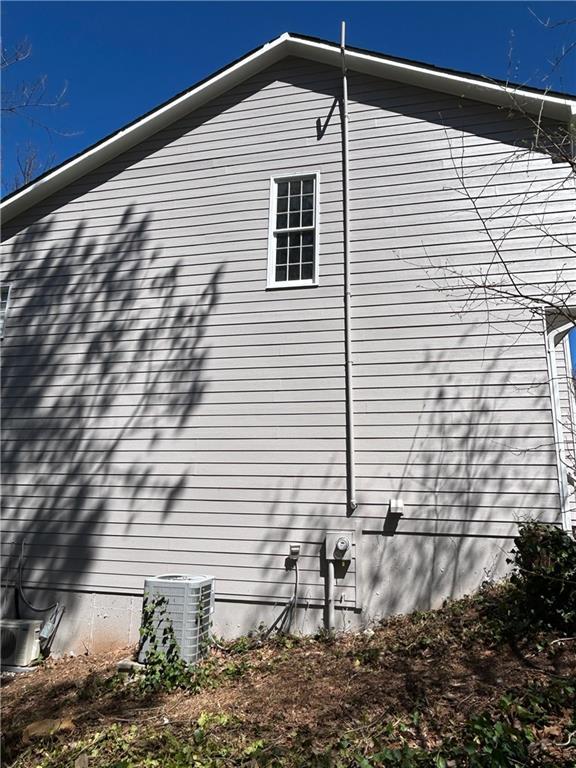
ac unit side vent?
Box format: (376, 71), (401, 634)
(1, 620), (42, 668)
(138, 574), (215, 665)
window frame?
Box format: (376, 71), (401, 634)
(266, 172), (320, 289)
(1, 284), (12, 340)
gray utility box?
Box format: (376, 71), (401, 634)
(1, 619), (42, 667)
(138, 574), (215, 665)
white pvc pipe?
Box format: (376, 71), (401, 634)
(341, 21), (357, 514)
(325, 559), (335, 632)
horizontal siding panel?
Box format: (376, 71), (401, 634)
(4, 456), (557, 484)
(0, 304), (553, 340)
(0, 524), (334, 548)
(6, 263), (575, 314)
(3, 249), (571, 298)
(2, 386), (549, 411)
(2, 421), (553, 445)
(0, 543), (332, 575)
(4, 158), (563, 239)
(4, 486), (557, 512)
(3, 470), (555, 496)
(1, 354), (549, 385)
(3, 441), (556, 471)
(0, 518), (543, 550)
(0, 341), (545, 374)
(6, 257), (575, 312)
(4, 216), (569, 274)
(0, 376), (550, 404)
(2, 405), (554, 430)
(1, 501), (556, 531)
(9, 165), (568, 229)
(2, 173), (570, 253)
(3, 389), (346, 408)
(358, 515), (559, 535)
(5, 448), (538, 466)
(2, 567), (344, 604)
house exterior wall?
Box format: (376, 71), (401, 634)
(1, 57), (574, 651)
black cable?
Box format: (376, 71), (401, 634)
(263, 560), (299, 639)
(17, 541), (58, 613)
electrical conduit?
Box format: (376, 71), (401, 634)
(341, 21), (357, 514)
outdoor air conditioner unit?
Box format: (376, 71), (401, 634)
(1, 620), (42, 668)
(138, 574), (215, 665)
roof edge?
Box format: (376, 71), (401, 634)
(2, 32), (574, 225)
(289, 32), (576, 101)
(1, 33), (289, 223)
(285, 34), (574, 119)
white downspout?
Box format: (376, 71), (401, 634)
(544, 323), (572, 533)
(341, 21), (357, 514)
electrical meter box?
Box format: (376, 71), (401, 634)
(325, 532), (354, 562)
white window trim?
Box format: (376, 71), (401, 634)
(1, 284), (12, 340)
(266, 172), (320, 289)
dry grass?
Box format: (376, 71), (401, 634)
(2, 590), (575, 766)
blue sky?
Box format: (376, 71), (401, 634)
(2, 1), (575, 192)
(2, 1), (575, 363)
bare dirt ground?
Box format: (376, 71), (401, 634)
(2, 595), (575, 766)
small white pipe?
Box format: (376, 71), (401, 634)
(340, 21), (357, 514)
(325, 559), (335, 632)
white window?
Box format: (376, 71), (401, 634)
(0, 285), (11, 339)
(267, 174), (319, 288)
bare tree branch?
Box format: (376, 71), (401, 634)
(528, 7), (576, 31)
(1, 38), (31, 70)
(1, 38), (77, 192)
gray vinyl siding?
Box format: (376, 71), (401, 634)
(346, 68), (573, 538)
(1, 57), (573, 623)
(1, 58), (350, 609)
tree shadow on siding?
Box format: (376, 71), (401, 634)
(240, 314), (557, 637)
(203, 66), (564, 634)
(240, 457), (347, 635)
(1, 206), (222, 616)
(359, 323), (557, 620)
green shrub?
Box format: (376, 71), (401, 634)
(508, 521), (576, 634)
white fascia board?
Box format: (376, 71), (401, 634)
(285, 36), (575, 122)
(1, 34), (290, 224)
(2, 32), (574, 225)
